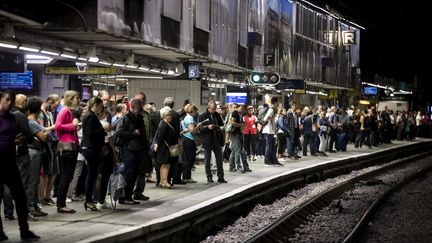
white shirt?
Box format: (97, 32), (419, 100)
(262, 107), (275, 135)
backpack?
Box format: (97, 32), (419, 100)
(224, 113), (235, 134)
(257, 106), (270, 125)
(363, 116), (371, 129)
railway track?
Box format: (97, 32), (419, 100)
(243, 150), (432, 243)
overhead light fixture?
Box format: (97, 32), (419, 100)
(117, 75), (163, 79)
(126, 65), (138, 69)
(88, 57), (99, 62)
(77, 57), (87, 61)
(25, 54), (53, 65)
(60, 53), (77, 59)
(41, 50), (60, 56)
(75, 62), (87, 66)
(19, 45), (40, 52)
(113, 63), (126, 67)
(98, 61), (112, 66)
(0, 41), (18, 49)
(150, 67), (161, 73)
(138, 66), (150, 71)
(25, 54), (50, 59)
(167, 70), (175, 75)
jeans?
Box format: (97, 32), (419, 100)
(229, 134), (242, 170)
(121, 149), (143, 200)
(286, 135), (294, 156)
(27, 149), (42, 210)
(264, 134), (277, 163)
(2, 186), (14, 216)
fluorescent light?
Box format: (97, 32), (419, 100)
(60, 53), (77, 59)
(78, 57), (87, 61)
(167, 70), (175, 75)
(126, 65), (138, 69)
(19, 46), (39, 52)
(41, 50), (60, 56)
(117, 75), (163, 79)
(138, 66), (150, 71)
(98, 61), (112, 66)
(75, 62), (87, 66)
(88, 57), (99, 62)
(113, 63), (125, 67)
(0, 42), (18, 49)
(25, 54), (50, 60)
(222, 79), (228, 83)
(150, 68), (161, 73)
(27, 59), (53, 64)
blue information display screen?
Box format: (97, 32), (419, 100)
(363, 86), (378, 96)
(0, 71), (33, 90)
(226, 92), (247, 105)
(188, 63), (200, 79)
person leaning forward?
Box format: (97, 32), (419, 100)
(198, 100), (227, 183)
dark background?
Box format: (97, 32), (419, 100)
(316, 0), (428, 83)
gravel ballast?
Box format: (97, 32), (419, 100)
(203, 156), (432, 243)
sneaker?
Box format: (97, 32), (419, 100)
(66, 197), (72, 203)
(118, 199), (140, 205)
(207, 177), (214, 183)
(183, 178), (197, 183)
(0, 231), (8, 241)
(237, 168), (245, 173)
(273, 161), (284, 166)
(70, 195), (85, 202)
(217, 178), (228, 183)
(294, 155), (301, 159)
(20, 230), (40, 241)
(252, 156), (256, 161)
(27, 213), (38, 222)
(133, 194), (150, 201)
(34, 207), (48, 217)
(264, 161), (274, 166)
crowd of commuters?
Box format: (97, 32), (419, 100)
(1, 89), (430, 241)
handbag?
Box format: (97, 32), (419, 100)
(56, 141), (77, 158)
(165, 141), (180, 157)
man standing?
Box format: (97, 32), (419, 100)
(262, 97), (283, 166)
(132, 92), (152, 200)
(199, 100), (227, 183)
(229, 105), (250, 173)
(0, 91), (40, 241)
(116, 99), (148, 205)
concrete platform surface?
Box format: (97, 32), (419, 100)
(1, 139), (429, 242)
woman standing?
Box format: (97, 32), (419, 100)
(181, 104), (201, 182)
(154, 110), (178, 188)
(55, 90), (80, 213)
(81, 97), (106, 211)
(243, 105), (257, 161)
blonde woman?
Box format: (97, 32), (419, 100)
(55, 90), (80, 213)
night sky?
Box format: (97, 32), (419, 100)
(317, 0), (428, 83)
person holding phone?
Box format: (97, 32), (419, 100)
(198, 100), (227, 183)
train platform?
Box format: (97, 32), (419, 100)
(1, 139), (430, 243)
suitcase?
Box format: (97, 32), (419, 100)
(335, 132), (347, 151)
